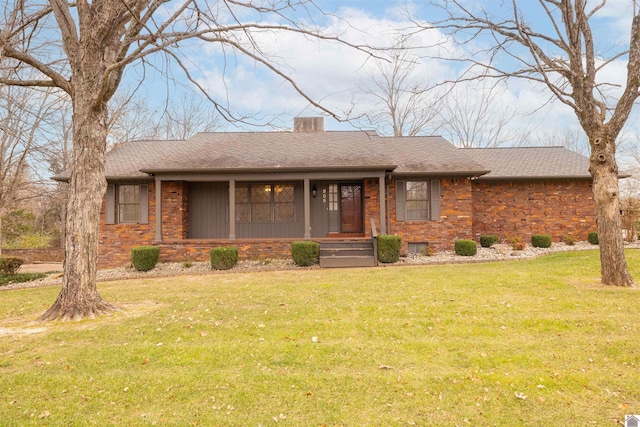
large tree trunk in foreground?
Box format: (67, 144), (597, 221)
(38, 91), (117, 321)
(590, 131), (634, 287)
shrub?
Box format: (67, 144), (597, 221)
(563, 235), (577, 246)
(454, 239), (477, 256)
(131, 246), (160, 271)
(210, 246), (239, 270)
(291, 241), (319, 266)
(377, 235), (401, 263)
(0, 256), (24, 275)
(588, 232), (599, 245)
(480, 235), (499, 248)
(531, 234), (552, 248)
(505, 235), (522, 250)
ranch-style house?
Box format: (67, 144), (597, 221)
(58, 117), (596, 267)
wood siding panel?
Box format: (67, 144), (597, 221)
(188, 182), (228, 238)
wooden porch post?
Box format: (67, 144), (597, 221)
(304, 178), (311, 239)
(379, 175), (386, 235)
(155, 177), (162, 241)
(229, 179), (236, 240)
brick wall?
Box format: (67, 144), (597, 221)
(2, 248), (64, 263)
(363, 178), (380, 237)
(97, 177), (597, 267)
(162, 182), (188, 240)
(471, 179), (596, 242)
(157, 239), (293, 263)
(389, 177), (474, 253)
(98, 182), (156, 267)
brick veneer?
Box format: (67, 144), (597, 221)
(161, 182), (188, 240)
(98, 182), (156, 267)
(363, 178), (381, 236)
(97, 177), (597, 267)
(471, 179), (596, 242)
(389, 177), (474, 253)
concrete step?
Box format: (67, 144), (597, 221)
(319, 240), (376, 268)
(320, 247), (374, 257)
(319, 256), (376, 268)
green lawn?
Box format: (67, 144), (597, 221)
(1, 250), (640, 426)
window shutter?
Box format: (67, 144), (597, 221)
(396, 180), (406, 221)
(139, 184), (149, 224)
(430, 180), (440, 220)
(106, 184), (115, 224)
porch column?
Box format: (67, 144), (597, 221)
(155, 177), (162, 241)
(304, 178), (311, 239)
(379, 175), (387, 234)
(229, 179), (236, 240)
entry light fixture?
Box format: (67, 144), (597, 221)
(312, 184), (318, 198)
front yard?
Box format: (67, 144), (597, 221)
(1, 250), (639, 425)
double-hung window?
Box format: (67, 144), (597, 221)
(106, 183), (149, 224)
(395, 180), (440, 221)
(118, 185), (140, 223)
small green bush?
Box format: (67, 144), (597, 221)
(210, 246), (238, 270)
(131, 246), (160, 271)
(454, 239), (477, 256)
(588, 232), (599, 245)
(377, 234), (401, 263)
(531, 234), (552, 248)
(480, 235), (499, 248)
(0, 256), (24, 275)
(291, 241), (319, 266)
(563, 235), (577, 246)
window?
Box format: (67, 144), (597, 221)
(118, 185), (140, 223)
(106, 183), (149, 225)
(405, 181), (429, 220)
(328, 184), (338, 211)
(235, 184), (295, 222)
(395, 180), (440, 221)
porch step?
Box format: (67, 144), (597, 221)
(319, 240), (376, 268)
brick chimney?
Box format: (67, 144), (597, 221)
(294, 117), (324, 132)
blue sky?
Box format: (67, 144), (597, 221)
(124, 0), (640, 160)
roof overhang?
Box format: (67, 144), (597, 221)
(390, 170), (490, 178)
(139, 165), (398, 175)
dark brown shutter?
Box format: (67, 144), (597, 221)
(430, 180), (440, 220)
(106, 184), (115, 224)
(396, 180), (406, 221)
(139, 184), (149, 224)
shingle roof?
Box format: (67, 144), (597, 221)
(141, 131), (394, 172)
(53, 132), (590, 182)
(383, 137), (489, 175)
(467, 146), (591, 180)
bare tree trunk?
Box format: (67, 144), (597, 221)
(38, 89), (117, 321)
(590, 131), (634, 287)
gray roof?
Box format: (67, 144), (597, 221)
(54, 132), (592, 182)
(383, 137), (489, 176)
(467, 146), (591, 180)
(141, 131), (394, 172)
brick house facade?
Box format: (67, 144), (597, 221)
(75, 119), (597, 268)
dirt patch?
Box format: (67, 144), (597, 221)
(0, 301), (163, 337)
(0, 326), (48, 337)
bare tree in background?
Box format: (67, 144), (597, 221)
(357, 39), (442, 136)
(156, 94), (223, 140)
(0, 0), (373, 320)
(425, 0), (640, 286)
(438, 79), (533, 148)
(0, 82), (59, 256)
